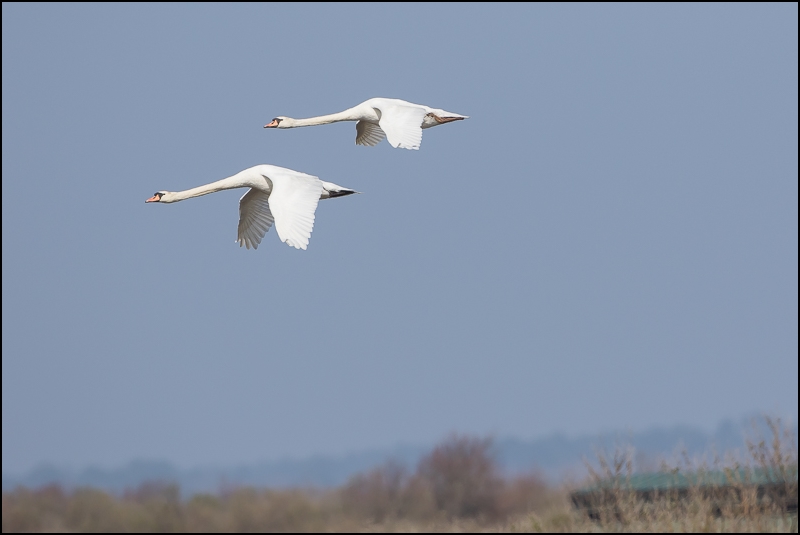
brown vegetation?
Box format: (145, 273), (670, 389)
(2, 418), (797, 532)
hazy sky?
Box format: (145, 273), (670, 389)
(2, 3), (797, 474)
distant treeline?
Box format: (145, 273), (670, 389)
(3, 435), (555, 532)
(3, 417), (798, 533)
(6, 415), (788, 495)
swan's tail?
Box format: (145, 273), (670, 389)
(321, 181), (360, 199)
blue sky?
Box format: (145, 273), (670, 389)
(2, 3), (797, 474)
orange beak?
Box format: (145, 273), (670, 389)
(264, 119), (280, 128)
(145, 195), (160, 203)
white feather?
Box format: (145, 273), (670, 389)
(265, 170), (323, 250)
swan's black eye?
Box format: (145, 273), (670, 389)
(273, 118), (281, 124)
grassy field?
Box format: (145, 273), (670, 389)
(3, 417), (797, 533)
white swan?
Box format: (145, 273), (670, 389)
(145, 164), (358, 250)
(264, 98), (468, 150)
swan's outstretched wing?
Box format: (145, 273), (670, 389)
(264, 169), (323, 250)
(377, 103), (428, 150)
(237, 189), (275, 250)
(355, 120), (386, 146)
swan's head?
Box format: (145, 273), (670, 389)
(264, 116), (292, 129)
(145, 191), (176, 203)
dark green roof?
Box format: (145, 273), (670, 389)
(576, 467), (798, 492)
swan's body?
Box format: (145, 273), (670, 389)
(265, 98), (468, 150)
(145, 164), (357, 250)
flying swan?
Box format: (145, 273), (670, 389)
(145, 164), (358, 250)
(264, 98), (468, 150)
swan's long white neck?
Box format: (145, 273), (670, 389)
(286, 106), (365, 127)
(164, 172), (255, 203)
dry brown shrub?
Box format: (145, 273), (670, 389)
(498, 471), (554, 517)
(2, 484), (69, 532)
(122, 481), (183, 532)
(416, 433), (505, 521)
(2, 487), (40, 533)
(64, 487), (129, 532)
(340, 460), (410, 522)
(218, 487), (333, 532)
(185, 493), (226, 532)
(745, 416), (798, 515)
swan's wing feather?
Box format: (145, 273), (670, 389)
(264, 170), (323, 250)
(377, 104), (428, 150)
(355, 120), (386, 146)
(237, 189), (275, 250)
